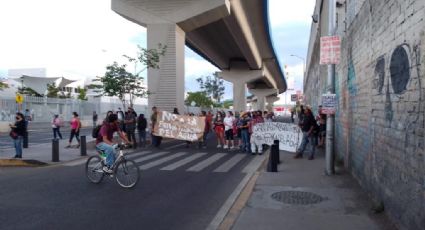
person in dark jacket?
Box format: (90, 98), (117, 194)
(137, 114), (147, 148)
(10, 112), (26, 158)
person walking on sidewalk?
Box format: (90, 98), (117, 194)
(125, 107), (137, 148)
(66, 112), (81, 148)
(92, 111), (98, 127)
(294, 107), (317, 160)
(224, 111), (235, 149)
(137, 113), (147, 148)
(51, 114), (63, 140)
(9, 112), (26, 158)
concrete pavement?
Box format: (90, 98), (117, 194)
(225, 150), (397, 230)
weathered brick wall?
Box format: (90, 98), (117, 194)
(305, 0), (425, 229)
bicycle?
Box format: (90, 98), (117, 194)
(85, 143), (140, 188)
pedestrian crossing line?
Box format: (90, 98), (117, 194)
(186, 153), (226, 172)
(213, 154), (247, 173)
(160, 152), (208, 171)
(133, 151), (169, 163)
(242, 154), (266, 173)
(139, 152), (188, 170)
(127, 150), (152, 159)
(165, 143), (186, 150)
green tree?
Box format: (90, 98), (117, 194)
(0, 81), (8, 90)
(90, 44), (166, 109)
(77, 87), (88, 101)
(46, 82), (60, 98)
(18, 87), (42, 97)
(196, 72), (225, 103)
(185, 91), (214, 108)
(222, 100), (233, 109)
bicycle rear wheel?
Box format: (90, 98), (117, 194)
(115, 159), (139, 188)
(86, 155), (105, 184)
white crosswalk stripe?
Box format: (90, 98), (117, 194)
(186, 153), (226, 172)
(213, 154), (247, 173)
(133, 151), (169, 163)
(139, 152), (188, 170)
(128, 150), (152, 159)
(161, 152), (208, 171)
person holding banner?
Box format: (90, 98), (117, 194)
(250, 111), (264, 155)
(150, 106), (162, 148)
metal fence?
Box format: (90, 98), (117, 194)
(0, 95), (233, 123)
(0, 96), (148, 122)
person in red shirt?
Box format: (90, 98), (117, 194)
(213, 111), (225, 148)
(96, 114), (130, 173)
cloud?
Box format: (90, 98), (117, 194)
(269, 0), (317, 27)
(0, 0), (146, 80)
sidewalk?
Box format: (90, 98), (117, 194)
(227, 150), (396, 230)
(0, 137), (97, 165)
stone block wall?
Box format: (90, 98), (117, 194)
(305, 0), (425, 229)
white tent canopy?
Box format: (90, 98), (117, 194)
(12, 75), (76, 95)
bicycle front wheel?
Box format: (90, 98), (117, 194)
(115, 159), (140, 188)
(85, 155), (105, 184)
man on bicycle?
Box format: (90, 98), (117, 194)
(96, 113), (130, 173)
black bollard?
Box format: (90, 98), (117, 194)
(274, 140), (281, 164)
(23, 131), (28, 148)
(270, 144), (278, 172)
(80, 135), (87, 156)
(52, 139), (59, 162)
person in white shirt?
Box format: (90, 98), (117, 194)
(223, 111), (236, 149)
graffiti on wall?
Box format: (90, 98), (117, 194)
(372, 42), (424, 153)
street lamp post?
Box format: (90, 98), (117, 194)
(290, 54), (306, 77)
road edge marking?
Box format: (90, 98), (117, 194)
(206, 151), (269, 230)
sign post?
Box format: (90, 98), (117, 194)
(15, 93), (24, 112)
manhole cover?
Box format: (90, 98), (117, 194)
(271, 191), (326, 205)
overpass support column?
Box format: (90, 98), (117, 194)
(218, 69), (263, 113)
(266, 96), (279, 112)
(147, 24), (185, 113)
(249, 89), (277, 111)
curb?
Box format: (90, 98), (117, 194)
(0, 159), (49, 167)
(207, 149), (270, 230)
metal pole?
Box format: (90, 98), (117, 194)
(80, 135), (87, 156)
(52, 139), (59, 162)
(326, 0), (336, 175)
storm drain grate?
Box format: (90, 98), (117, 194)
(271, 191), (327, 205)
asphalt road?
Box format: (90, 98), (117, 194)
(0, 137), (262, 230)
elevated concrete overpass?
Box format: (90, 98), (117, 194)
(112, 0), (286, 112)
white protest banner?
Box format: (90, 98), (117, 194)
(153, 111), (205, 141)
(322, 94), (337, 115)
(250, 122), (302, 152)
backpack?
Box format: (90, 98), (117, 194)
(92, 124), (102, 138)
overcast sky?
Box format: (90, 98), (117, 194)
(0, 0), (315, 103)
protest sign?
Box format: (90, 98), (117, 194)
(153, 111), (205, 141)
(322, 94), (337, 115)
(250, 122), (302, 152)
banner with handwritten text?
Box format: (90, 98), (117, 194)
(250, 122), (302, 152)
(153, 111), (205, 141)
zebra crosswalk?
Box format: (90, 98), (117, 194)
(71, 149), (266, 174)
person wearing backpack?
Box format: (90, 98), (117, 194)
(51, 114), (63, 140)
